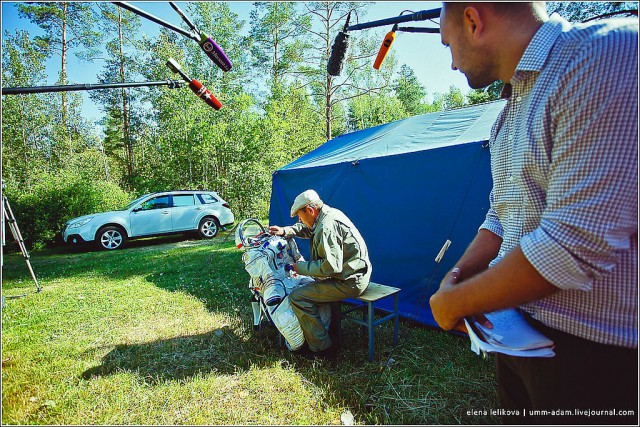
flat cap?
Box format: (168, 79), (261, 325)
(290, 189), (321, 217)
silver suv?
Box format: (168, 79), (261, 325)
(63, 190), (235, 250)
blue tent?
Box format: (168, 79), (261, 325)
(269, 100), (506, 328)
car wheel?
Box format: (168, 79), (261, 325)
(96, 226), (127, 250)
(198, 216), (219, 238)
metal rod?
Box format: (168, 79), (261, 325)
(166, 58), (191, 82)
(112, 1), (197, 41)
(397, 26), (440, 34)
(169, 1), (199, 36)
(2, 80), (183, 95)
(346, 7), (441, 31)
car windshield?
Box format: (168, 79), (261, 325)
(120, 195), (150, 211)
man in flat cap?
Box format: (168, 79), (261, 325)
(269, 189), (372, 359)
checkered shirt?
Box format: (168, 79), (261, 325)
(480, 14), (638, 348)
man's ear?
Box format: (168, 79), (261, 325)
(462, 5), (485, 41)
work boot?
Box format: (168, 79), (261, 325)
(328, 321), (341, 345)
(290, 342), (312, 357)
(309, 344), (339, 361)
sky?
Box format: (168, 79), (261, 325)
(1, 1), (469, 126)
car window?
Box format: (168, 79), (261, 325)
(173, 195), (195, 207)
(141, 195), (171, 210)
(198, 193), (219, 204)
(122, 195), (149, 211)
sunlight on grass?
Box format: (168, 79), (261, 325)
(2, 234), (500, 424)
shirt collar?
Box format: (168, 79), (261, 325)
(501, 14), (569, 98)
(311, 204), (328, 231)
(515, 13), (568, 73)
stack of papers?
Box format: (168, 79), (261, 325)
(464, 309), (555, 358)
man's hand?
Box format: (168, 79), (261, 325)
(268, 225), (285, 236)
(430, 268), (493, 333)
(430, 268), (467, 332)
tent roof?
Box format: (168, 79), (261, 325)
(282, 100), (506, 170)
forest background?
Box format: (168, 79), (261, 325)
(1, 1), (636, 249)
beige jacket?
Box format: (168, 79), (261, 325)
(284, 204), (371, 286)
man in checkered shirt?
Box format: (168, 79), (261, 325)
(430, 2), (637, 424)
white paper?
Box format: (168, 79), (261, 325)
(477, 309), (554, 350)
(464, 309), (555, 358)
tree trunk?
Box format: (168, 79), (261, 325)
(101, 144), (111, 181)
(117, 8), (134, 184)
(323, 2), (333, 141)
(273, 3), (280, 85)
(325, 75), (332, 140)
(61, 2), (70, 155)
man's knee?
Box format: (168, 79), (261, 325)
(288, 291), (301, 312)
(289, 286), (305, 305)
(289, 285), (318, 312)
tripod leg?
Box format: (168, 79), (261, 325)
(3, 196), (41, 292)
(21, 253), (41, 293)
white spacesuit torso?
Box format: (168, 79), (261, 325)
(235, 219), (330, 350)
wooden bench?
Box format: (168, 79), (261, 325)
(337, 282), (401, 362)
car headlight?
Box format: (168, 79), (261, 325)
(68, 217), (93, 229)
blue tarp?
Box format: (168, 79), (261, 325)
(269, 100), (506, 328)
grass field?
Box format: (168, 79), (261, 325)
(2, 231), (500, 425)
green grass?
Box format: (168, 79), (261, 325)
(2, 232), (500, 425)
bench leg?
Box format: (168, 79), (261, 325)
(367, 301), (374, 362)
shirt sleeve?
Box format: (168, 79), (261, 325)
(479, 189), (504, 237)
(295, 225), (344, 277)
(520, 27), (638, 291)
(283, 222), (312, 239)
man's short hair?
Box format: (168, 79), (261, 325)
(443, 2), (543, 23)
(307, 200), (324, 210)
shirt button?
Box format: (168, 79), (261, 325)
(516, 96), (522, 102)
(508, 135), (514, 142)
(508, 175), (514, 182)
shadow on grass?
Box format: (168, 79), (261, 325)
(75, 233), (197, 253)
(79, 321), (345, 385)
(81, 327), (260, 383)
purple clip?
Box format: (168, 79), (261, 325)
(199, 35), (232, 72)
